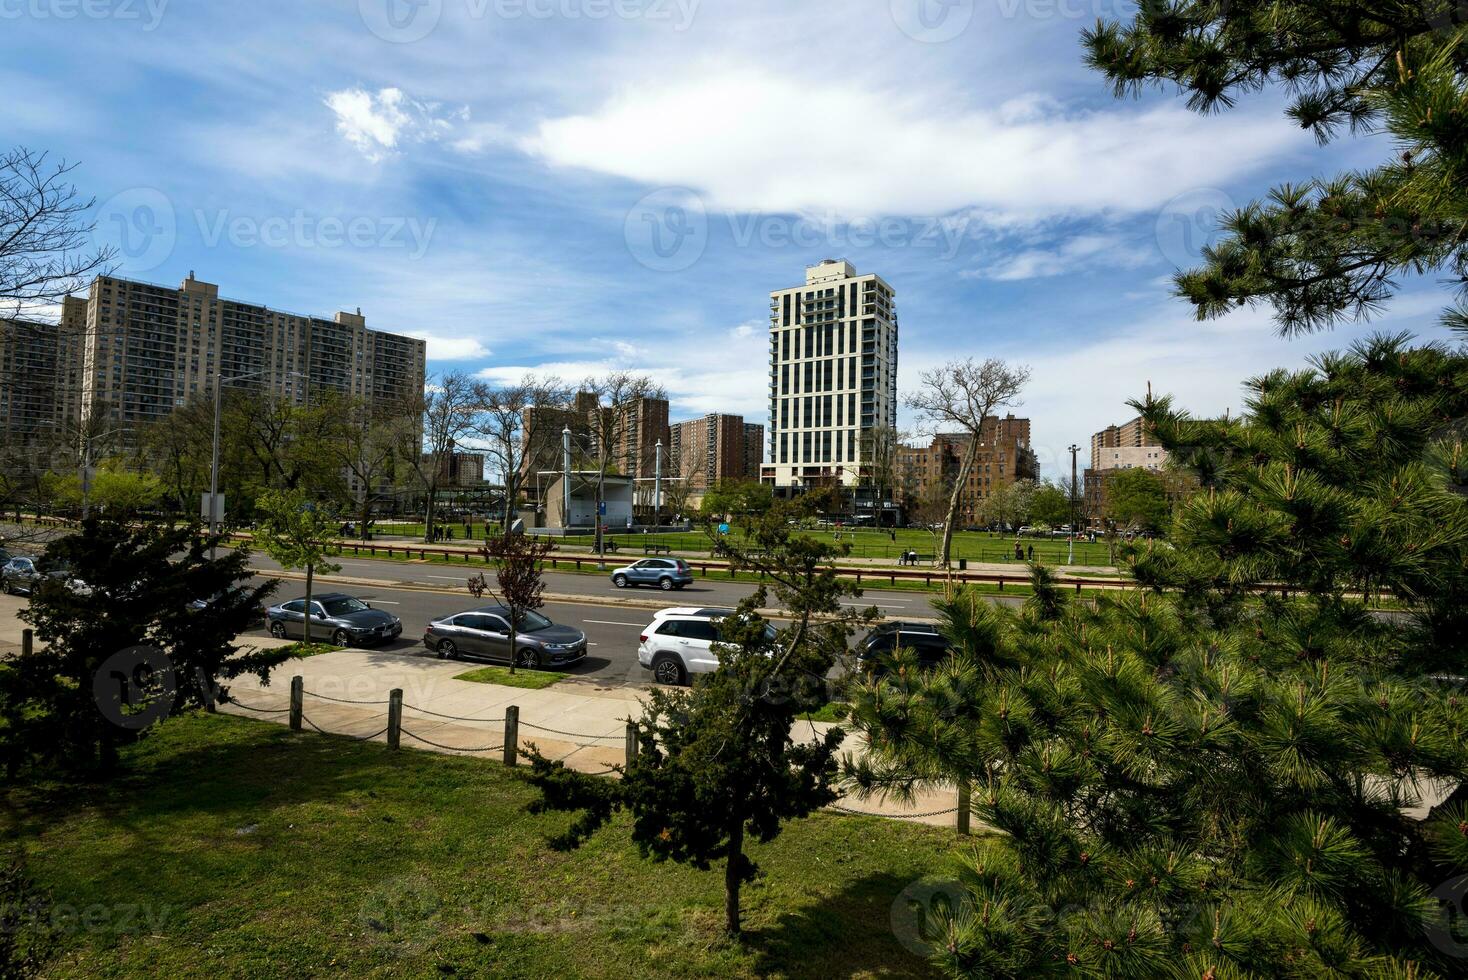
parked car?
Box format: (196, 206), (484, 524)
(610, 557), (695, 591)
(188, 587), (266, 626)
(423, 605), (588, 669)
(1016, 525), (1035, 536)
(855, 622), (954, 674)
(637, 607), (776, 686)
(265, 593), (402, 647)
(0, 556), (87, 597)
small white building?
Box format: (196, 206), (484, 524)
(543, 474), (634, 529)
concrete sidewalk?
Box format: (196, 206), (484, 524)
(220, 647), (966, 828)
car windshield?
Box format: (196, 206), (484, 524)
(322, 597), (369, 616)
(513, 610), (553, 632)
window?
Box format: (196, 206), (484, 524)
(482, 614), (510, 633)
(678, 621), (719, 643)
(321, 596), (368, 616)
(281, 600), (304, 613)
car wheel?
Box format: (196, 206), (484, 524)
(658, 577), (674, 591)
(674, 583), (687, 590)
(515, 648), (540, 670)
(437, 639), (458, 660)
(651, 654), (687, 686)
(331, 629), (352, 648)
(612, 574), (628, 588)
(269, 622), (288, 639)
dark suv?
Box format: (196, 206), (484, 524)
(855, 622), (953, 673)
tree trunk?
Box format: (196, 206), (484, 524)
(596, 469), (606, 558)
(508, 622), (518, 675)
(503, 471), (517, 531)
(940, 438), (980, 567)
(724, 818), (745, 935)
(304, 562), (314, 645)
(360, 488), (372, 543)
(423, 483), (437, 544)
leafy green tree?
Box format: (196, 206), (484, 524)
(48, 465), (162, 515)
(699, 479), (774, 521)
(9, 518), (278, 774)
(1103, 467), (1170, 534)
(1085, 3), (1468, 338)
(523, 501), (875, 935)
(844, 336), (1468, 976)
(252, 488), (341, 645)
(1029, 480), (1072, 528)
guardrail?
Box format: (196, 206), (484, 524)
(222, 531), (1134, 595)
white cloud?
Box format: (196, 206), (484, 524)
(522, 70), (1308, 220)
(407, 332), (492, 361)
(324, 87), (465, 162)
(968, 233), (1154, 281)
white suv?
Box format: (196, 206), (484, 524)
(637, 607), (775, 686)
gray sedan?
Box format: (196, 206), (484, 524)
(265, 593), (402, 647)
(422, 606), (587, 669)
(610, 558), (695, 591)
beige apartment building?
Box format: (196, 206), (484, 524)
(762, 259), (899, 498)
(67, 273), (425, 430)
(669, 413), (765, 491)
(1090, 415), (1167, 472)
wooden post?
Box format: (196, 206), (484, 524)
(503, 705), (519, 767)
(387, 688), (403, 750)
(625, 721), (639, 767)
(956, 780), (972, 836)
(289, 676), (303, 732)
(21, 629), (32, 658)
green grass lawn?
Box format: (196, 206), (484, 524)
(1, 714), (951, 978)
(453, 665), (565, 690)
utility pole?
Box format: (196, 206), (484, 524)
(562, 426), (572, 530)
(1067, 444), (1080, 566)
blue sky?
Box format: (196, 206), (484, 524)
(3, 0), (1454, 478)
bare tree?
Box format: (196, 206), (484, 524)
(400, 372), (483, 544)
(477, 375), (571, 532)
(581, 373), (663, 557)
(907, 358), (1031, 567)
(0, 147), (114, 322)
(467, 531), (556, 675)
(662, 443), (706, 524)
(321, 393), (403, 541)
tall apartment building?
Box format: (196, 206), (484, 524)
(763, 259), (898, 495)
(895, 416), (1036, 527)
(69, 273), (425, 430)
(0, 299), (85, 444)
(1090, 415), (1166, 472)
(669, 413), (766, 491)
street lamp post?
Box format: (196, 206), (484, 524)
(654, 438), (663, 530)
(1067, 444), (1080, 566)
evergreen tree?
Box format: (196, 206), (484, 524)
(1085, 2), (1468, 338)
(523, 501), (875, 935)
(844, 338), (1468, 977)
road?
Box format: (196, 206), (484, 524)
(243, 551), (966, 689)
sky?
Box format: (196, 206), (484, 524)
(2, 0), (1456, 479)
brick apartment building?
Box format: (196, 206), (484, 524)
(895, 415), (1036, 527)
(669, 413), (765, 491)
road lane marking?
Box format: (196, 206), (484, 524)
(583, 620), (647, 627)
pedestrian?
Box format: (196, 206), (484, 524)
(1014, 542), (1023, 561)
(1027, 544), (1034, 561)
(447, 527), (454, 541)
(889, 529), (896, 543)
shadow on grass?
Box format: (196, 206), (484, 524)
(747, 870), (943, 979)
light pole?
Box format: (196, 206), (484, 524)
(209, 368), (301, 558)
(1067, 444), (1080, 566)
(654, 438), (663, 530)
